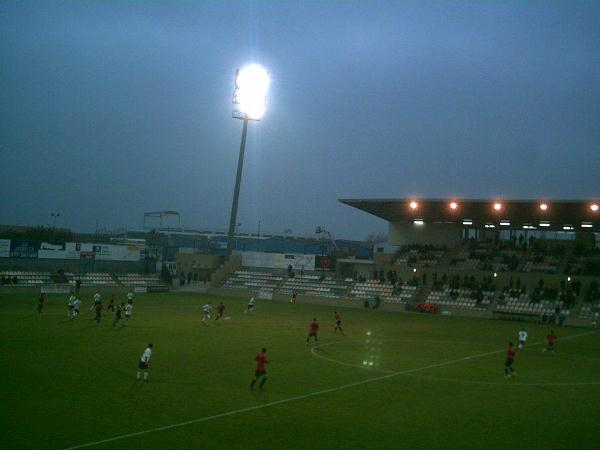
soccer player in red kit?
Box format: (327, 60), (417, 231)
(307, 318), (319, 344)
(107, 295), (115, 312)
(215, 302), (225, 320)
(334, 311), (344, 335)
(94, 302), (103, 325)
(504, 342), (517, 377)
(250, 348), (268, 390)
(543, 330), (557, 353)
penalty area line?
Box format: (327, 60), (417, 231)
(61, 329), (599, 450)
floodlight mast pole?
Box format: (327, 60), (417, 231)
(226, 116), (249, 259)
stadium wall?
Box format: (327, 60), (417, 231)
(388, 222), (463, 247)
(0, 258), (145, 274)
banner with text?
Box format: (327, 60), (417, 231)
(10, 240), (40, 258)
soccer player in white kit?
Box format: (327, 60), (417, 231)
(127, 290), (134, 304)
(73, 297), (81, 318)
(90, 291), (101, 312)
(124, 303), (133, 326)
(68, 294), (77, 318)
(244, 297), (256, 315)
(518, 328), (528, 349)
(201, 303), (212, 323)
(137, 343), (153, 381)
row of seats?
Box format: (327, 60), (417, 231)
(349, 283), (417, 301)
(427, 289), (493, 310)
(66, 272), (116, 286)
(117, 274), (165, 287)
(0, 270), (52, 285)
(0, 271), (167, 288)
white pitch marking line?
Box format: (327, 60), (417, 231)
(311, 329), (600, 385)
(61, 329), (599, 450)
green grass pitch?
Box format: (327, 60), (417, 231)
(2, 291), (599, 449)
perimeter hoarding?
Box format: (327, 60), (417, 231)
(1, 240), (141, 262)
(9, 240), (40, 258)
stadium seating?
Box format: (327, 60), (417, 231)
(578, 304), (600, 321)
(494, 292), (566, 317)
(393, 245), (446, 268)
(66, 272), (116, 287)
(117, 273), (166, 287)
(0, 270), (52, 286)
(222, 270), (283, 293)
(427, 288), (493, 310)
(279, 275), (351, 298)
(349, 280), (417, 304)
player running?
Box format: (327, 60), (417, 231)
(127, 290), (134, 305)
(250, 348), (268, 390)
(201, 302), (212, 323)
(73, 296), (81, 318)
(334, 311), (344, 335)
(290, 292), (297, 304)
(215, 302), (225, 320)
(518, 328), (528, 349)
(37, 293), (45, 316)
(137, 343), (153, 382)
(107, 295), (115, 312)
(90, 291), (101, 312)
(94, 302), (103, 325)
(504, 342), (517, 378)
(113, 303), (124, 327)
(124, 302), (133, 326)
(68, 293), (77, 318)
(244, 297), (256, 315)
(542, 330), (557, 353)
(307, 318), (319, 344)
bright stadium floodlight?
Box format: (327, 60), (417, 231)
(233, 64), (270, 121)
(409, 201), (418, 210)
(493, 202), (503, 211)
(226, 64), (270, 259)
(591, 204), (599, 212)
(449, 202), (458, 210)
(539, 203), (548, 211)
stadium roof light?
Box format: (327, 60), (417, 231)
(581, 222), (593, 228)
(413, 219), (424, 225)
(591, 204), (599, 212)
(409, 201), (419, 210)
(462, 219), (473, 225)
(539, 221), (551, 227)
(484, 223), (495, 228)
(499, 220), (510, 226)
(523, 225), (536, 230)
(233, 64), (270, 121)
(563, 225), (574, 231)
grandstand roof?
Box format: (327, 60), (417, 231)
(339, 198), (599, 231)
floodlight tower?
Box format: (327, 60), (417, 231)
(226, 64), (270, 259)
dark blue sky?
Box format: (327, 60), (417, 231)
(1, 1), (599, 239)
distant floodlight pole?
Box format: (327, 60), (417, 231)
(226, 64), (270, 260)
